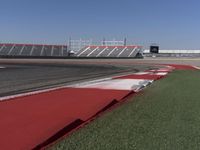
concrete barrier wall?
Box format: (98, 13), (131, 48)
(144, 49), (200, 57)
(144, 49), (200, 54)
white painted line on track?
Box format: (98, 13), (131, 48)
(0, 77), (113, 101)
(74, 79), (153, 91)
(193, 66), (200, 70)
(149, 69), (172, 72)
(0, 66), (5, 69)
(132, 71), (168, 76)
(133, 72), (150, 75)
(0, 87), (61, 101)
(68, 77), (112, 87)
(154, 72), (168, 76)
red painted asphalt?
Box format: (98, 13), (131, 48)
(0, 88), (131, 150)
(115, 74), (164, 80)
(165, 64), (198, 70)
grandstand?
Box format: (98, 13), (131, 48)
(0, 43), (68, 57)
(1, 42), (200, 58)
(0, 43), (143, 58)
(76, 46), (143, 58)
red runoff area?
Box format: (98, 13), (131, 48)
(0, 88), (131, 150)
(166, 64), (198, 70)
(115, 74), (164, 80)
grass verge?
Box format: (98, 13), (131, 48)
(51, 70), (200, 150)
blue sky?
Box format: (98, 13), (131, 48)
(0, 0), (200, 49)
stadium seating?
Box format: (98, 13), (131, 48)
(76, 46), (143, 58)
(0, 43), (68, 57)
(0, 44), (13, 55)
(42, 45), (52, 56)
(0, 43), (144, 58)
(9, 45), (23, 55)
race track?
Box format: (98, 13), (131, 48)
(0, 59), (156, 97)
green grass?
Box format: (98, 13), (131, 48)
(51, 70), (200, 150)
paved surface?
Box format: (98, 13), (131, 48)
(0, 59), (156, 97)
(1, 58), (200, 66)
(0, 57), (199, 97)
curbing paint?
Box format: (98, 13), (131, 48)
(193, 66), (200, 70)
(75, 79), (153, 91)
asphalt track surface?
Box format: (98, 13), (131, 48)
(0, 59), (157, 97)
(0, 57), (199, 97)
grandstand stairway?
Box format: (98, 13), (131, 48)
(0, 43), (68, 57)
(76, 46), (143, 58)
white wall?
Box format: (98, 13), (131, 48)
(144, 49), (200, 54)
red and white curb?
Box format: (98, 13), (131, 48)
(193, 66), (200, 70)
(72, 67), (172, 92)
(73, 79), (153, 91)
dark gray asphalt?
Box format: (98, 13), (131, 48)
(0, 60), (156, 97)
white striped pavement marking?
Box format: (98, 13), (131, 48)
(149, 69), (172, 72)
(193, 66), (200, 70)
(133, 72), (150, 75)
(154, 72), (168, 76)
(134, 72), (169, 76)
(75, 79), (153, 91)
